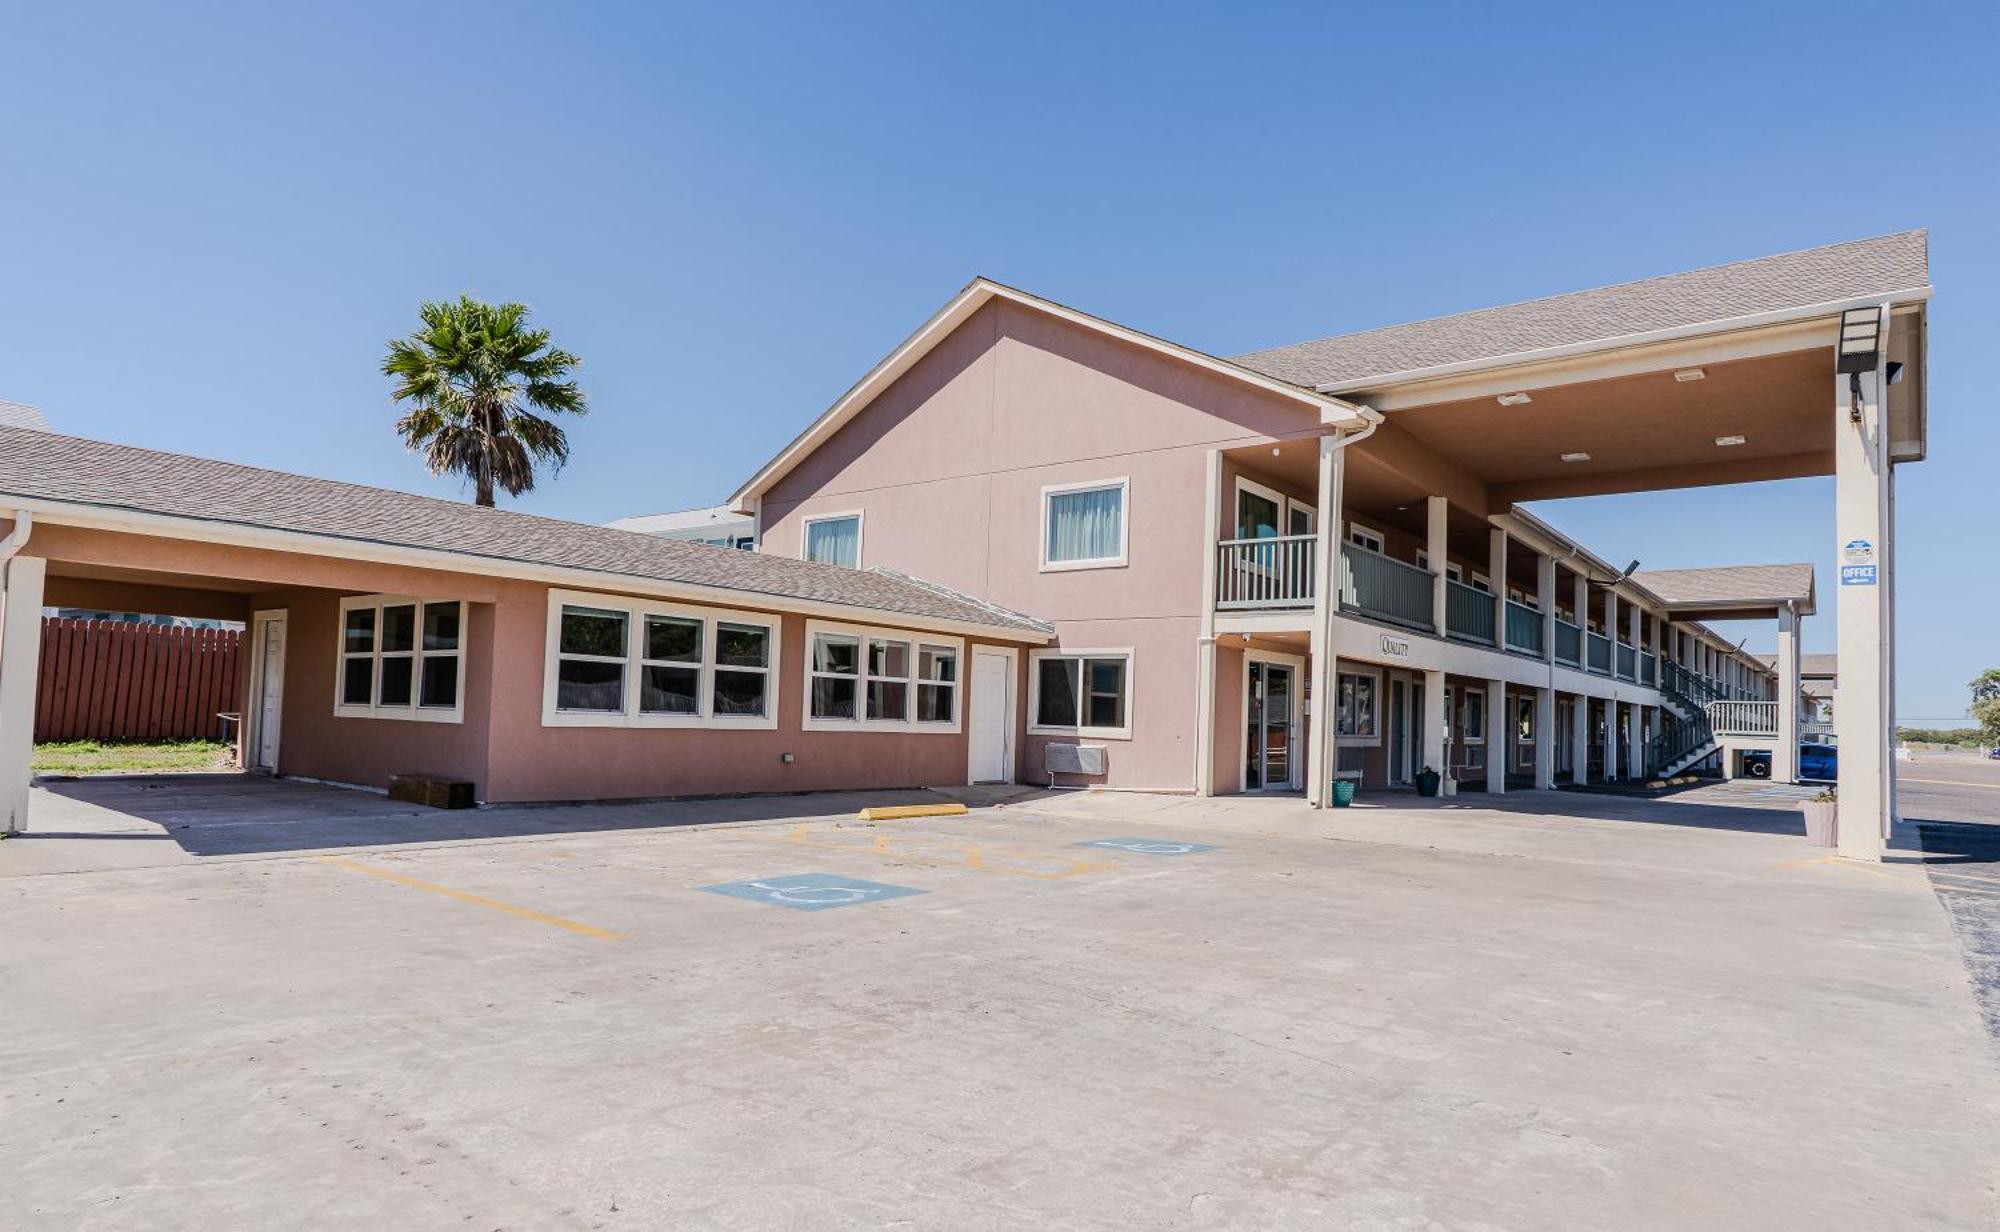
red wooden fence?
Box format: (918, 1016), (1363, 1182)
(33, 618), (244, 743)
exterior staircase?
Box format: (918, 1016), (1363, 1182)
(1648, 661), (1721, 778)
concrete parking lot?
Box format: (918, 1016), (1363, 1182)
(4, 775), (1996, 1231)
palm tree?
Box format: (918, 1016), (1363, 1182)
(383, 296), (587, 507)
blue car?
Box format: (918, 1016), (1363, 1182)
(1741, 742), (1837, 782)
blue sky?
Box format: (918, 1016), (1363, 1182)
(2, 2), (1994, 721)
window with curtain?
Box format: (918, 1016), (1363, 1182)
(1043, 481), (1125, 567)
(803, 515), (861, 568)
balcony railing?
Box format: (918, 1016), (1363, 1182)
(1445, 579), (1495, 644)
(1586, 632), (1612, 675)
(1340, 543), (1435, 632)
(1640, 652), (1657, 687)
(1216, 535), (1316, 610)
(1616, 642), (1637, 681)
(1505, 600), (1543, 656)
(1554, 619), (1582, 666)
(1708, 700), (1778, 736)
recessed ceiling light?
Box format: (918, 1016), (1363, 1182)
(1497, 392), (1533, 406)
(1715, 434), (1746, 447)
(1674, 368), (1707, 383)
(1560, 452), (1591, 463)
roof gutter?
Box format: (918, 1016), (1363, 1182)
(3, 497), (1053, 645)
(1312, 286), (1935, 396)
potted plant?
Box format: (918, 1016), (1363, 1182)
(1802, 787), (1837, 847)
(1415, 765), (1441, 798)
(1332, 778), (1357, 808)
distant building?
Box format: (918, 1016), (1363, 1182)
(606, 504), (756, 550)
(0, 400), (49, 431)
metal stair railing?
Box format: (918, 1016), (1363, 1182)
(1649, 661), (1718, 775)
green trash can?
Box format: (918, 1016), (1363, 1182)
(1332, 780), (1357, 808)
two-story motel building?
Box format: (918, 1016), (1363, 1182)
(0, 232), (1927, 861)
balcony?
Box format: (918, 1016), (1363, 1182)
(1554, 619), (1582, 666)
(1708, 700), (1778, 736)
(1340, 542), (1434, 631)
(1505, 600), (1543, 656)
(1640, 652), (1657, 687)
(1586, 632), (1612, 674)
(1215, 535), (1316, 610)
(1616, 642), (1637, 681)
(1444, 579), (1494, 644)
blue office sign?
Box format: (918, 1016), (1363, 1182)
(1840, 564), (1878, 587)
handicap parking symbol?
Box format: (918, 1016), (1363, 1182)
(1075, 837), (1217, 856)
(699, 872), (927, 912)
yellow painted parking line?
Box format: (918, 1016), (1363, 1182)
(318, 856), (623, 940)
(857, 803), (969, 821)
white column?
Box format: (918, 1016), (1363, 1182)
(1421, 668), (1446, 781)
(1537, 554), (1557, 662)
(1195, 448), (1222, 797)
(1774, 603), (1801, 783)
(1, 554), (48, 836)
(1485, 677), (1506, 794)
(1534, 686), (1556, 789)
(1836, 329), (1892, 861)
(1604, 588), (1618, 680)
(1489, 528), (1508, 647)
(1568, 693), (1589, 786)
(1627, 699), (1644, 781)
(1604, 699), (1620, 780)
(1305, 435), (1346, 807)
(1427, 496), (1448, 636)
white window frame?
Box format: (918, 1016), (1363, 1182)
(1286, 500), (1317, 536)
(1027, 646), (1134, 740)
(1039, 477), (1129, 572)
(1333, 666), (1382, 748)
(334, 595), (465, 724)
(541, 588), (780, 729)
(1232, 475), (1286, 539)
(801, 510), (865, 569)
(1347, 522), (1386, 554)
(801, 619), (963, 733)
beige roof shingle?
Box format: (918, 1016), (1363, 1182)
(1631, 564), (1816, 610)
(0, 426), (1051, 637)
(1233, 231), (1929, 389)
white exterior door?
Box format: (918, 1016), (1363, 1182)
(968, 648), (1013, 783)
(253, 614), (285, 772)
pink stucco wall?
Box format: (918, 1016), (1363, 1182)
(759, 298), (1323, 791)
(26, 525), (1033, 804)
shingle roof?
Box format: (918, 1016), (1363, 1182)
(1754, 653), (1839, 679)
(1631, 564), (1816, 608)
(0, 426), (1051, 637)
(1233, 231), (1930, 389)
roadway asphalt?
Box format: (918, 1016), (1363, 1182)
(1897, 751), (2000, 1047)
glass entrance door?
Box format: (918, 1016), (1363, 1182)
(1389, 677), (1408, 784)
(1245, 661), (1297, 791)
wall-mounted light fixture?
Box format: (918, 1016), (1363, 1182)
(1559, 452), (1591, 463)
(1496, 392), (1533, 406)
(1715, 435), (1746, 447)
(1674, 368), (1706, 383)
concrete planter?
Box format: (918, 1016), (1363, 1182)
(1802, 800), (1838, 847)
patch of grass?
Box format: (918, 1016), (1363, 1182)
(31, 740), (235, 776)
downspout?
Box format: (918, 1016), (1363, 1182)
(0, 509), (30, 564)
